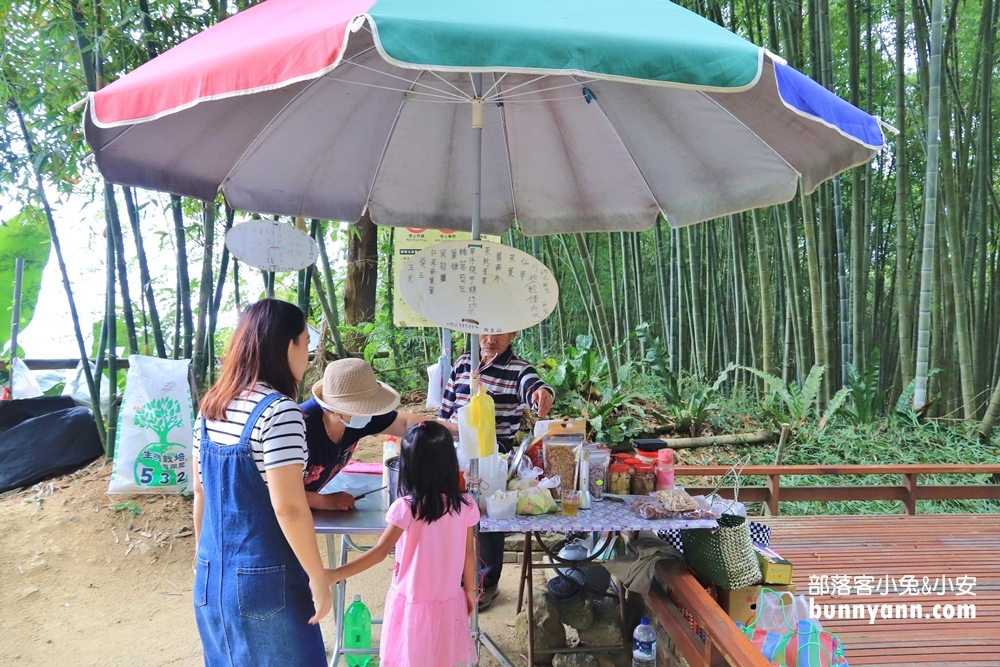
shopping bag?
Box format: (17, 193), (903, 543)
(108, 356), (194, 494)
(738, 620), (849, 667)
(425, 353), (450, 409)
(680, 513), (762, 590)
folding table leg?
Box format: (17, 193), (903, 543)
(526, 533), (536, 666)
(329, 534), (348, 667)
(517, 533), (530, 614)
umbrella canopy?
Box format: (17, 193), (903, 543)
(84, 0), (884, 235)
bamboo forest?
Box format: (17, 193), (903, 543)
(3, 0), (1000, 461)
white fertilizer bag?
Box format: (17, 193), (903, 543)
(108, 356), (195, 494)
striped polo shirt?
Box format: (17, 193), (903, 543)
(193, 383), (307, 484)
(439, 347), (553, 451)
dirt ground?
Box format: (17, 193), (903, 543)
(0, 404), (533, 666)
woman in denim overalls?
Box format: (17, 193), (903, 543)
(192, 299), (332, 666)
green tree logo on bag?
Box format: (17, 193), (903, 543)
(132, 397), (188, 488)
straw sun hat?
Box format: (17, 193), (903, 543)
(311, 358), (401, 416)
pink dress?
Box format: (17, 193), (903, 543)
(381, 495), (480, 667)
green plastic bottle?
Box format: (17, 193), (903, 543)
(344, 594), (372, 667)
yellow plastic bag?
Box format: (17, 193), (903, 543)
(457, 385), (497, 459)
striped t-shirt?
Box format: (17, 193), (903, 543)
(439, 347), (553, 451)
(193, 383), (307, 484)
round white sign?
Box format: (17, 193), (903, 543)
(225, 219), (319, 272)
(399, 240), (558, 334)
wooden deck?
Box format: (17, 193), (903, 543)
(761, 514), (1000, 666)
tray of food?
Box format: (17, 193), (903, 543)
(623, 489), (720, 521)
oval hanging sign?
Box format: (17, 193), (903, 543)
(399, 240), (558, 334)
(225, 219), (319, 272)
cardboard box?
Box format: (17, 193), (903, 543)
(718, 583), (796, 626)
(753, 542), (793, 585)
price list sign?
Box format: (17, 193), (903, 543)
(399, 240), (558, 334)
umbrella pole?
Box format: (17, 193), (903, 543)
(467, 72), (516, 667)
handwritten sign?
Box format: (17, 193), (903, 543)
(392, 228), (500, 327)
(399, 240), (558, 334)
(225, 219), (319, 272)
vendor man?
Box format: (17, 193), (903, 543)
(303, 358), (457, 511)
(439, 331), (554, 611)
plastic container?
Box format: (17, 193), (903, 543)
(630, 463), (656, 496)
(382, 436), (398, 489)
(635, 449), (658, 466)
(385, 456), (401, 504)
(608, 463), (632, 495)
(655, 448), (675, 491)
(632, 617), (657, 667)
(623, 457), (644, 472)
(344, 594), (373, 667)
(578, 450), (592, 509)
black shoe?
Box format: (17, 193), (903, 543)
(478, 586), (500, 612)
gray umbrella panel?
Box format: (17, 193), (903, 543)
(85, 27), (876, 234)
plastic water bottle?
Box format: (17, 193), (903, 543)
(344, 594), (372, 667)
(632, 617), (657, 667)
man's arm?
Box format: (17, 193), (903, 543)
(520, 366), (555, 418)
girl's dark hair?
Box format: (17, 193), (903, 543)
(398, 421), (469, 522)
(200, 299), (306, 421)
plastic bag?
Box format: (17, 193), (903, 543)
(425, 353), (450, 409)
(486, 490), (518, 519)
(695, 493), (747, 518)
(508, 457), (560, 514)
(9, 357), (43, 399)
(754, 590), (821, 636)
(62, 361), (110, 417)
(543, 435), (582, 500)
(457, 385), (497, 459)
(108, 356), (194, 494)
(477, 452), (508, 510)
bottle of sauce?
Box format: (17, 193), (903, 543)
(655, 447), (675, 491)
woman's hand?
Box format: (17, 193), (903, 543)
(308, 575), (333, 624)
(322, 491), (356, 511)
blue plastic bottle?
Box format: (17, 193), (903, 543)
(632, 617), (657, 667)
(344, 594), (372, 667)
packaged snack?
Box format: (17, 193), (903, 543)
(543, 435), (582, 499)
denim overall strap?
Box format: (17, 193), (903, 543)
(193, 391), (326, 667)
(236, 391), (285, 447)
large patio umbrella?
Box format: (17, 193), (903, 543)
(83, 0), (885, 238)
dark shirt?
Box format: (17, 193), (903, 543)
(300, 398), (397, 492)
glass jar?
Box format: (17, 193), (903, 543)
(631, 463), (656, 496)
(608, 463), (632, 495)
(655, 447), (675, 491)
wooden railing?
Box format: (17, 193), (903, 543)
(676, 464), (1000, 516)
(646, 562), (772, 667)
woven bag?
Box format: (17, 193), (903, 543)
(680, 512), (762, 590)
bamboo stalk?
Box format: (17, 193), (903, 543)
(11, 102), (105, 446)
(192, 202), (215, 386)
(105, 184), (138, 355)
(123, 188), (166, 358)
(171, 196), (195, 359)
(574, 234), (619, 387)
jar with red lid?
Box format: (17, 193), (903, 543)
(608, 463), (632, 495)
(631, 463), (656, 496)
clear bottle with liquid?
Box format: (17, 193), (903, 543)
(632, 617), (657, 667)
(344, 594), (372, 667)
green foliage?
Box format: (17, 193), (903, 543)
(133, 397), (184, 443)
(840, 348), (889, 425)
(539, 334), (645, 447)
(112, 501), (143, 517)
(736, 364), (845, 428)
(0, 206), (50, 351)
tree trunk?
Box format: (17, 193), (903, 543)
(343, 212), (378, 353)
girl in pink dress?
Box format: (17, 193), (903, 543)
(329, 421), (479, 667)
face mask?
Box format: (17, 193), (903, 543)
(340, 414), (372, 429)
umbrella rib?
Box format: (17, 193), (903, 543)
(420, 69), (473, 100)
(364, 72), (423, 219)
(339, 57), (469, 102)
(322, 75), (466, 102)
(484, 78), (598, 102)
(481, 72), (508, 100)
